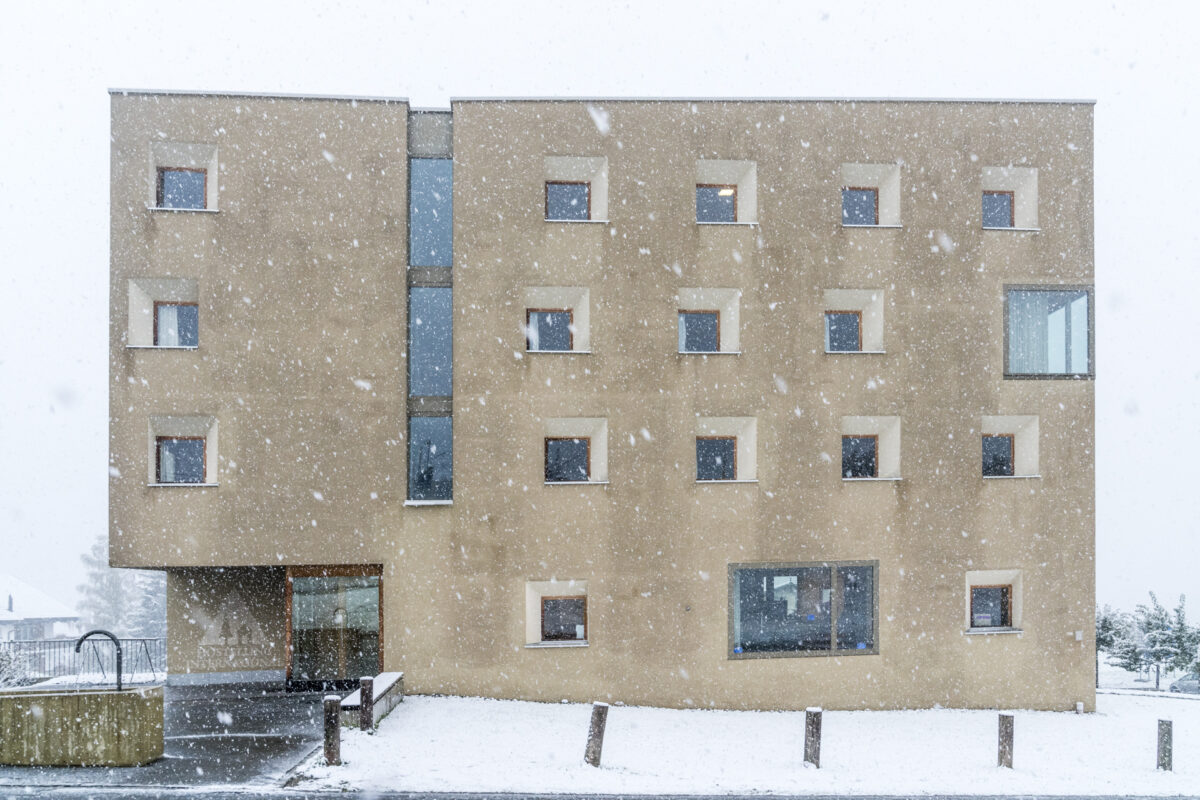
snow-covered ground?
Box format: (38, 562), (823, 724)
(294, 691), (1198, 795)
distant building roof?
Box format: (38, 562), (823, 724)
(0, 573), (78, 622)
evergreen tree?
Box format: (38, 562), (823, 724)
(1168, 596), (1199, 674)
(76, 536), (167, 638)
(1135, 593), (1177, 690)
(1095, 604), (1127, 687)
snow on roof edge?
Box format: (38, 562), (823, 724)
(450, 96), (1096, 105)
(109, 88), (410, 104)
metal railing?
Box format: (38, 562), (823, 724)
(0, 637), (165, 687)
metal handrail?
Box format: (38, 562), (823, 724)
(75, 630), (122, 691)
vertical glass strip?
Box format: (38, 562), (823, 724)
(409, 158), (453, 268)
(408, 416), (452, 501)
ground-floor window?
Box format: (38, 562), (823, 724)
(729, 561), (878, 657)
(286, 565), (382, 690)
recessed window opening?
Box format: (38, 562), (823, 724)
(527, 309), (573, 352)
(157, 167), (206, 210)
(842, 435), (878, 478)
(982, 190), (1015, 228)
(841, 187), (878, 225)
(541, 596), (587, 641)
(545, 181), (591, 221)
(982, 434), (1015, 477)
(697, 184), (738, 223)
(825, 311), (862, 352)
(1006, 287), (1092, 377)
(970, 585), (1012, 628)
(678, 310), (720, 352)
(696, 436), (737, 481)
(154, 302), (199, 347)
(545, 437), (590, 482)
(156, 436), (205, 484)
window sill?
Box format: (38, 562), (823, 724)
(842, 476), (901, 482)
(147, 206), (219, 214)
(525, 641), (589, 649)
(842, 223), (902, 229)
(544, 218), (609, 224)
(678, 350), (741, 355)
(544, 480), (609, 486)
(527, 350), (592, 355)
(696, 221), (758, 227)
(696, 479), (758, 484)
(1004, 373), (1094, 381)
(964, 627), (1023, 636)
(146, 482), (219, 488)
(404, 499), (453, 506)
(825, 350), (886, 355)
(126, 345), (199, 351)
(982, 474), (1041, 480)
(983, 226), (1040, 232)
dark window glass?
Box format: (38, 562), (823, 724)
(971, 586), (1011, 628)
(541, 596), (587, 641)
(696, 184), (737, 223)
(842, 187), (878, 225)
(527, 310), (572, 351)
(409, 287), (452, 396)
(409, 158), (453, 267)
(1007, 288), (1091, 376)
(154, 303), (199, 347)
(842, 436), (877, 478)
(157, 437), (205, 483)
(408, 416), (452, 501)
(825, 311), (861, 352)
(982, 191), (1015, 228)
(982, 435), (1015, 477)
(289, 574), (380, 687)
(696, 437), (736, 481)
(157, 168), (206, 209)
(836, 566), (875, 650)
(545, 182), (590, 221)
(545, 437), (589, 482)
(678, 311), (719, 352)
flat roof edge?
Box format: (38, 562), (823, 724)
(109, 88), (409, 104)
(450, 96), (1096, 105)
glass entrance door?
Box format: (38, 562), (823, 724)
(286, 566), (382, 691)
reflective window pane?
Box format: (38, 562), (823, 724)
(409, 287), (452, 396)
(545, 437), (589, 482)
(408, 416), (452, 501)
(157, 437), (204, 483)
(982, 435), (1014, 477)
(696, 437), (736, 481)
(157, 168), (206, 209)
(836, 566), (875, 650)
(410, 158), (453, 267)
(155, 303), (199, 347)
(545, 182), (590, 221)
(983, 191), (1014, 228)
(527, 310), (572, 351)
(971, 586), (1011, 628)
(696, 184), (736, 223)
(842, 436), (877, 478)
(825, 312), (861, 352)
(678, 311), (719, 352)
(541, 596), (586, 641)
(290, 574), (380, 685)
(1007, 288), (1091, 376)
(734, 567), (832, 653)
(842, 187), (878, 225)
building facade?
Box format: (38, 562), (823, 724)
(109, 91), (1095, 710)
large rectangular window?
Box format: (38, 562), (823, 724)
(1006, 287), (1092, 377)
(409, 287), (452, 396)
(408, 416), (452, 501)
(730, 562), (878, 657)
(409, 158), (453, 267)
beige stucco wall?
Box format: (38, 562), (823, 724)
(115, 95), (1094, 710)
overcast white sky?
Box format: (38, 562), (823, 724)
(0, 0), (1196, 615)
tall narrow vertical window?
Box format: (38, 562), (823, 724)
(409, 288), (453, 396)
(154, 302), (199, 347)
(409, 158), (453, 268)
(157, 167), (207, 209)
(408, 417), (452, 501)
(1006, 287), (1092, 377)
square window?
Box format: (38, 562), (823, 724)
(541, 596), (587, 641)
(156, 437), (205, 484)
(154, 302), (199, 347)
(156, 167), (207, 210)
(982, 434), (1014, 477)
(408, 416), (452, 501)
(982, 190), (1015, 228)
(824, 311), (862, 352)
(842, 435), (878, 478)
(696, 436), (737, 481)
(696, 184), (737, 223)
(1006, 287), (1092, 377)
(842, 187), (878, 225)
(730, 562), (877, 657)
(526, 309), (573, 352)
(678, 310), (719, 353)
(545, 182), (590, 221)
(545, 437), (590, 482)
(970, 585), (1012, 628)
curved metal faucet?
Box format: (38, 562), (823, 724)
(75, 630), (122, 691)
